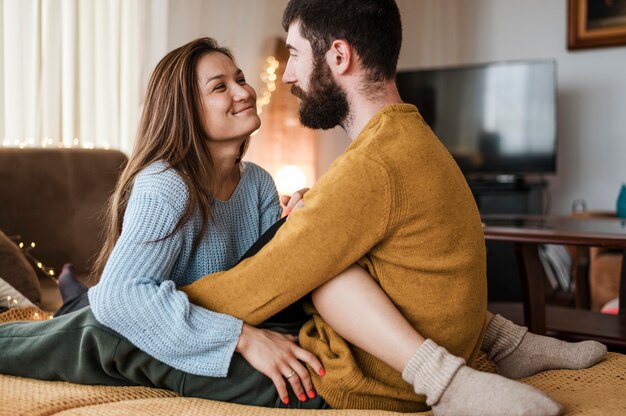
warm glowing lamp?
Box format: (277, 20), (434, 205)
(275, 165), (307, 195)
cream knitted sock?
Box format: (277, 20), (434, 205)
(483, 314), (607, 379)
(402, 339), (562, 416)
(401, 339), (465, 407)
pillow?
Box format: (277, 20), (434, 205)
(0, 230), (41, 305)
(0, 277), (35, 308)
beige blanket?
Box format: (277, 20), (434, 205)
(2, 307), (625, 416)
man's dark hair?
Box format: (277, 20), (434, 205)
(282, 0), (402, 83)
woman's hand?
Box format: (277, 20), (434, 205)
(280, 188), (309, 218)
(235, 323), (324, 404)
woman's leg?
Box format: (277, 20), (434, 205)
(53, 292), (90, 317)
(308, 262), (606, 380)
(0, 306), (327, 409)
(0, 307), (132, 384)
(243, 218), (603, 380)
(53, 263), (91, 317)
(311, 265), (423, 372)
(311, 265), (561, 416)
(57, 264), (87, 301)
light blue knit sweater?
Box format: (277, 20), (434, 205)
(88, 160), (280, 377)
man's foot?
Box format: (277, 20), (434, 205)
(57, 263), (88, 302)
(483, 314), (607, 379)
(402, 339), (562, 416)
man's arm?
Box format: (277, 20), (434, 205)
(182, 153), (391, 325)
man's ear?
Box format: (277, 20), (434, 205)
(326, 39), (352, 75)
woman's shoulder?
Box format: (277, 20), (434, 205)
(133, 160), (189, 205)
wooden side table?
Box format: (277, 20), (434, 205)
(482, 215), (626, 348)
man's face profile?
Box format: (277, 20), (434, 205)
(284, 21), (349, 130)
(291, 57), (349, 130)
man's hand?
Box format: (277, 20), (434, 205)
(235, 323), (324, 404)
(280, 188), (309, 218)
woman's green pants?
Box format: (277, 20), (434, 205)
(0, 306), (328, 409)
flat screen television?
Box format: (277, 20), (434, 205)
(396, 60), (557, 178)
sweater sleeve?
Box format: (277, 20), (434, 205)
(88, 187), (243, 377)
(182, 152), (391, 325)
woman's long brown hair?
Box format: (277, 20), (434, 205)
(91, 38), (248, 281)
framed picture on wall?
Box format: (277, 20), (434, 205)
(568, 0), (626, 49)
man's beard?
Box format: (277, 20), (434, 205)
(290, 57), (350, 130)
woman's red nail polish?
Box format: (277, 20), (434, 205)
(319, 369), (326, 376)
(308, 390), (316, 398)
(282, 397), (289, 405)
(299, 393), (307, 401)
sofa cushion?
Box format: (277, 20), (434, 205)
(0, 230), (41, 306)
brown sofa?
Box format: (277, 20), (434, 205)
(0, 148), (127, 310)
(1, 149), (626, 415)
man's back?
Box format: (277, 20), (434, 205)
(298, 104), (486, 411)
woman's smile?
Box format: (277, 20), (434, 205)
(233, 105), (255, 116)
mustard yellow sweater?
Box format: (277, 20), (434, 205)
(183, 104), (487, 412)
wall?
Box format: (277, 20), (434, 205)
(316, 0), (626, 214)
(166, 0), (289, 94)
(462, 0), (626, 214)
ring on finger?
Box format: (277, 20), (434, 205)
(284, 370), (296, 379)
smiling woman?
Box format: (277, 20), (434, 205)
(0, 38), (332, 407)
(0, 35), (330, 410)
(197, 53), (261, 146)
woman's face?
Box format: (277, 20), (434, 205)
(196, 52), (260, 143)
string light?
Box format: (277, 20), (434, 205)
(5, 295), (19, 309)
(1, 136), (106, 150)
(9, 236), (56, 281)
(0, 278), (53, 318)
(257, 56), (280, 115)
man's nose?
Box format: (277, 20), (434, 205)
(282, 58), (296, 84)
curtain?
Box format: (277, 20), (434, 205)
(0, 0), (165, 154)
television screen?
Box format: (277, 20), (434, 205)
(396, 60), (557, 176)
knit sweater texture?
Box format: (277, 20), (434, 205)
(183, 104), (487, 412)
(88, 160), (280, 377)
